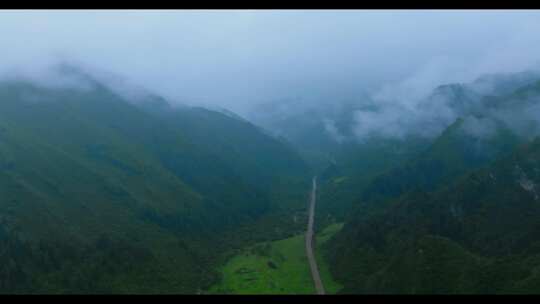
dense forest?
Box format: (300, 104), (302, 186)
(0, 66), (310, 293)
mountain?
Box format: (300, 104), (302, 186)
(248, 71), (540, 227)
(360, 117), (520, 203)
(361, 79), (540, 205)
(246, 95), (377, 170)
(470, 70), (540, 97)
(0, 67), (309, 293)
(322, 72), (540, 294)
(327, 137), (540, 293)
(315, 136), (430, 221)
(248, 95), (434, 222)
(317, 72), (540, 225)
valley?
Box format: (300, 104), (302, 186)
(207, 176), (341, 294)
(207, 222), (343, 294)
(3, 66), (540, 294)
(2, 10), (540, 294)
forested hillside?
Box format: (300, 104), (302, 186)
(328, 138), (540, 293)
(323, 74), (540, 294)
(317, 74), (540, 224)
(0, 67), (309, 293)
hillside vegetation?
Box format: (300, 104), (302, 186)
(323, 74), (540, 294)
(0, 67), (309, 293)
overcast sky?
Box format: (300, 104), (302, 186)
(1, 9), (540, 115)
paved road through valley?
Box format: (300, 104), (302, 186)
(306, 176), (325, 295)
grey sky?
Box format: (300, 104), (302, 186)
(1, 9), (540, 116)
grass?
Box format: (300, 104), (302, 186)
(332, 176), (348, 184)
(208, 223), (343, 294)
(315, 222), (344, 294)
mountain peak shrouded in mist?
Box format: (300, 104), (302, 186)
(2, 10), (540, 115)
(3, 9), (540, 147)
(249, 69), (540, 152)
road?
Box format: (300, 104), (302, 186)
(306, 176), (325, 295)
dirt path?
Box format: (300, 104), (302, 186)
(306, 176), (325, 295)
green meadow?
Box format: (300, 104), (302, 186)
(315, 223), (344, 294)
(208, 223), (343, 294)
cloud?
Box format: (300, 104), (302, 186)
(323, 119), (346, 143)
(348, 18), (540, 142)
(1, 9), (540, 135)
(460, 115), (498, 139)
(0, 61), (95, 92)
(491, 96), (540, 139)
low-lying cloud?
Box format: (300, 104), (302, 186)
(1, 10), (540, 142)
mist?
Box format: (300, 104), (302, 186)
(2, 9), (540, 140)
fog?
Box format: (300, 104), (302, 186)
(2, 10), (540, 139)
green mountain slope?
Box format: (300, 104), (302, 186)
(138, 101), (310, 211)
(316, 72), (540, 224)
(361, 117), (521, 203)
(320, 72), (540, 294)
(328, 138), (540, 293)
(0, 69), (309, 293)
